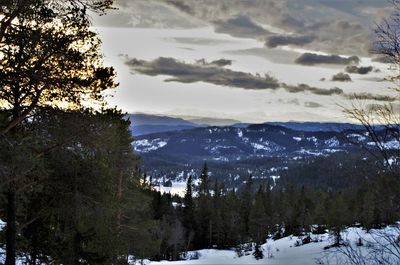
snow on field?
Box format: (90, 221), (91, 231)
(155, 181), (187, 197)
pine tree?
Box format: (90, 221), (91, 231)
(0, 1), (116, 263)
(249, 185), (269, 245)
(239, 175), (253, 239)
(183, 175), (195, 251)
(195, 163), (212, 248)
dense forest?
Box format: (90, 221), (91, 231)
(0, 0), (399, 264)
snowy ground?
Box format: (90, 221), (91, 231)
(1, 220), (399, 265)
(132, 226), (400, 265)
(134, 235), (328, 265)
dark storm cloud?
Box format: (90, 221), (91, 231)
(265, 34), (315, 48)
(345, 65), (374, 75)
(282, 83), (344, 96)
(125, 57), (279, 89)
(331, 72), (352, 82)
(282, 83), (395, 102)
(125, 57), (349, 96)
(295, 53), (360, 66)
(125, 56), (396, 102)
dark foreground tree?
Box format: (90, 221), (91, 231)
(0, 1), (116, 263)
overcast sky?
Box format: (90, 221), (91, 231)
(91, 0), (395, 123)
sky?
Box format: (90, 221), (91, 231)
(91, 0), (396, 123)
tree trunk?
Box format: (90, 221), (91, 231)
(5, 185), (17, 265)
(30, 222), (38, 265)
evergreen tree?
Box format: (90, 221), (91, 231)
(195, 163), (212, 248)
(0, 1), (116, 263)
(249, 185), (269, 244)
(239, 175), (253, 239)
(183, 175), (195, 251)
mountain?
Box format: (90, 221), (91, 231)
(133, 124), (366, 162)
(186, 117), (242, 126)
(266, 122), (366, 132)
(127, 113), (196, 126)
(127, 113), (246, 136)
(132, 122), (396, 189)
(127, 114), (370, 136)
(126, 113), (199, 136)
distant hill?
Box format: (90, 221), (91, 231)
(126, 113), (199, 136)
(266, 122), (366, 132)
(130, 119), (396, 190)
(127, 114), (244, 136)
(187, 117), (242, 126)
(126, 113), (382, 137)
(126, 113), (196, 126)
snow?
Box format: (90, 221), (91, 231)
(133, 138), (168, 153)
(387, 156), (398, 166)
(136, 225), (400, 265)
(213, 156), (229, 162)
(323, 149), (343, 154)
(155, 181), (187, 197)
(324, 137), (339, 148)
(383, 139), (400, 149)
(367, 140), (400, 149)
(2, 220), (399, 265)
(0, 219), (5, 231)
(270, 175), (280, 186)
(347, 133), (366, 142)
(297, 148), (324, 156)
(306, 136), (317, 143)
(138, 235), (327, 265)
(251, 142), (272, 151)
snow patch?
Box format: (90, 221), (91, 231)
(133, 138), (168, 153)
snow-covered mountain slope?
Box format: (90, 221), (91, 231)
(132, 123), (400, 187)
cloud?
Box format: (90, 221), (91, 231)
(304, 101), (323, 108)
(345, 65), (373, 75)
(162, 0), (392, 56)
(282, 83), (344, 96)
(372, 56), (392, 64)
(94, 0), (202, 28)
(125, 56), (397, 102)
(278, 98), (300, 105)
(214, 15), (270, 39)
(346, 93), (397, 102)
(210, 59), (232, 67)
(125, 57), (279, 89)
(265, 34), (315, 48)
(170, 37), (233, 46)
(331, 72), (352, 82)
(295, 53), (360, 66)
